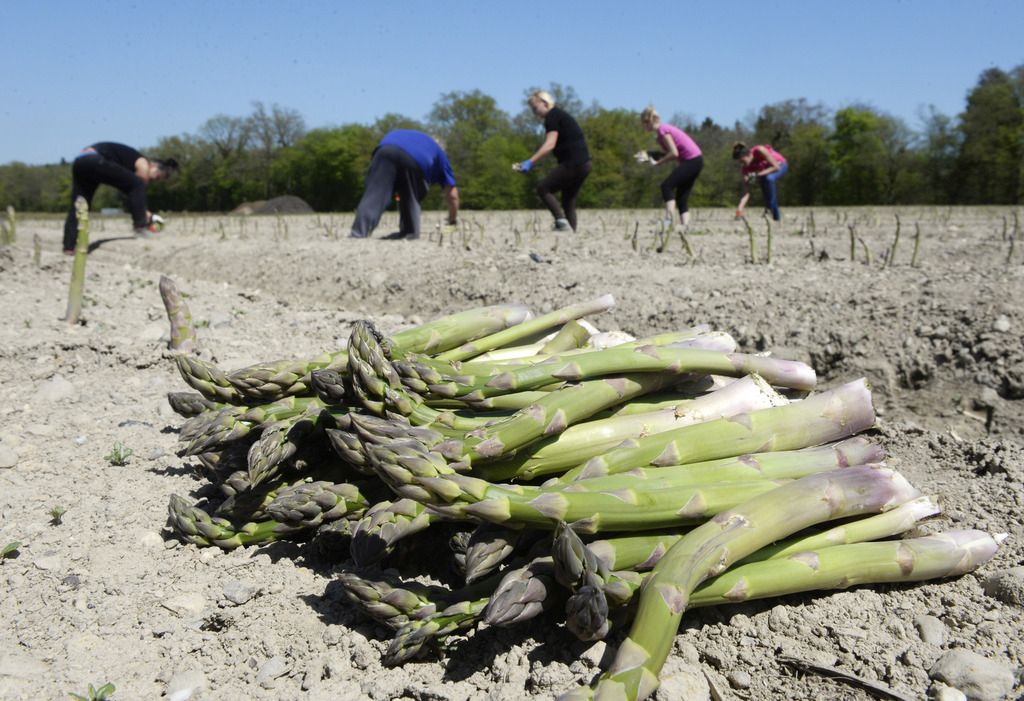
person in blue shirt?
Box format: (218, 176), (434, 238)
(350, 130), (460, 239)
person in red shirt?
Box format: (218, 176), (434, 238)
(732, 142), (788, 221)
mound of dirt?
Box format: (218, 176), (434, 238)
(230, 195), (314, 215)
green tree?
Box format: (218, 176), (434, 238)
(957, 66), (1024, 203)
(272, 125), (377, 211)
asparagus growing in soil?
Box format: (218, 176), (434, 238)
(159, 275), (199, 352)
(65, 196), (89, 324)
(563, 466), (920, 701)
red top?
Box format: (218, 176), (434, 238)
(741, 144), (786, 176)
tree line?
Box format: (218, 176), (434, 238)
(1, 65), (1022, 215)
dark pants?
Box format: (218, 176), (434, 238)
(62, 154), (147, 251)
(536, 160), (591, 231)
(351, 145), (428, 238)
(660, 155), (704, 213)
(758, 161), (788, 221)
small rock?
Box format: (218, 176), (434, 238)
(0, 445), (18, 468)
(257, 656), (288, 688)
(992, 316), (1011, 333)
(656, 663), (710, 701)
(73, 435), (88, 446)
(165, 668), (207, 701)
(915, 614), (947, 646)
(982, 567), (1024, 606)
(929, 649), (1015, 701)
(37, 375), (77, 403)
(147, 447), (168, 460)
(163, 592), (206, 617)
(578, 640), (607, 668)
(929, 681), (968, 700)
(223, 580), (259, 606)
(139, 531), (164, 549)
(727, 670), (752, 689)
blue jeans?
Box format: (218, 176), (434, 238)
(758, 161), (788, 221)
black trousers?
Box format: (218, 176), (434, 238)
(351, 145), (429, 238)
(536, 160), (592, 231)
(659, 155), (704, 213)
(62, 154), (147, 250)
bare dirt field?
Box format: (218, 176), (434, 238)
(1, 206), (1022, 701)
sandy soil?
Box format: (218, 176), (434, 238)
(1, 206), (1022, 701)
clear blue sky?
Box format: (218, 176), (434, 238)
(1, 1), (1021, 165)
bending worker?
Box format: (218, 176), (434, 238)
(350, 129), (459, 240)
(62, 142), (178, 254)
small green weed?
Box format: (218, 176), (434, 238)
(68, 682), (116, 700)
(1, 541), (20, 559)
(49, 506), (67, 525)
(104, 442), (133, 466)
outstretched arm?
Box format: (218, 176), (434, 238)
(652, 136), (678, 167)
(443, 186), (460, 225)
(526, 131), (559, 166)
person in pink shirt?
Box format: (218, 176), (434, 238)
(639, 106), (704, 229)
(733, 141), (788, 221)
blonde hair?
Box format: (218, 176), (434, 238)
(640, 105), (660, 126)
(529, 90), (556, 108)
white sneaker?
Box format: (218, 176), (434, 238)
(553, 218), (571, 231)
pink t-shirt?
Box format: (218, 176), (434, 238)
(657, 124), (702, 161)
(741, 144), (786, 175)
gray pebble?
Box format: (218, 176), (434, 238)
(73, 435), (88, 446)
(0, 445), (18, 468)
(578, 640), (607, 668)
(165, 668), (207, 701)
(992, 316), (1011, 333)
(982, 567), (1024, 606)
(727, 670), (752, 689)
(929, 649), (1015, 701)
(915, 614), (947, 646)
(656, 664), (711, 701)
(222, 579), (259, 605)
(257, 656), (289, 688)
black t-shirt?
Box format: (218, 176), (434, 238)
(543, 108), (590, 167)
(91, 142), (144, 170)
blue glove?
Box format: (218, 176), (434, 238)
(518, 159), (533, 173)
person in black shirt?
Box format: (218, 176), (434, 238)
(62, 142), (179, 254)
(515, 91), (591, 232)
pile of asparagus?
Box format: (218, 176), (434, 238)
(164, 293), (1001, 701)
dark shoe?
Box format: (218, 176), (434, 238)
(63, 249), (75, 256)
(553, 218), (571, 231)
(381, 231), (407, 240)
(349, 231), (368, 238)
